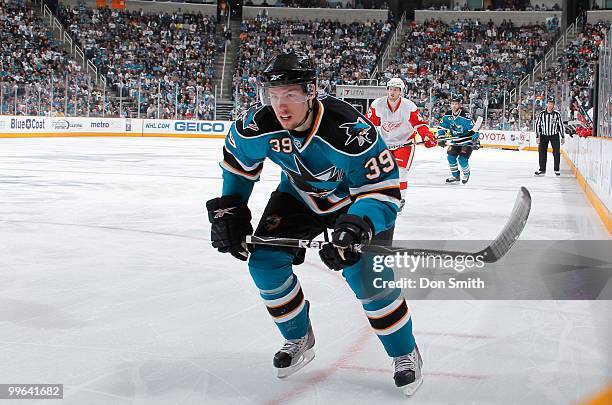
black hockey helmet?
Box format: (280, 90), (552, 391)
(450, 93), (463, 103)
(258, 51), (317, 106)
(259, 50), (317, 88)
(546, 96), (556, 104)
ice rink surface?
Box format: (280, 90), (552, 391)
(1, 137), (610, 404)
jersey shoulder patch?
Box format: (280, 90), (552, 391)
(316, 96), (379, 155)
(235, 104), (283, 138)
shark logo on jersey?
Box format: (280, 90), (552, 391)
(285, 155), (344, 198)
(340, 117), (373, 147)
(448, 116), (465, 136)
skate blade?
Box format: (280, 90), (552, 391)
(276, 348), (315, 379)
(400, 376), (423, 396)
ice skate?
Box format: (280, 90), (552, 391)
(393, 344), (423, 396)
(534, 170), (545, 176)
(446, 175), (460, 184)
(273, 302), (315, 378)
(462, 172), (470, 184)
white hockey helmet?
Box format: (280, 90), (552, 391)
(386, 77), (405, 92)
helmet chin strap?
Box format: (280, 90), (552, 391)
(294, 97), (314, 129)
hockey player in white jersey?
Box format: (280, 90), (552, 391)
(367, 78), (437, 210)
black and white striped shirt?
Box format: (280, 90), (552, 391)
(535, 110), (564, 137)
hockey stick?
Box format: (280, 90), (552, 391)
(436, 116), (483, 145)
(247, 187), (531, 264)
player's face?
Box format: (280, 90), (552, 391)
(387, 87), (401, 102)
(451, 101), (461, 112)
(268, 85), (311, 130)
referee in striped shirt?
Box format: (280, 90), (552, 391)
(534, 98), (564, 176)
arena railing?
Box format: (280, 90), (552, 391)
(219, 2), (231, 101)
(0, 79), (218, 120)
(40, 1), (104, 88)
(510, 15), (582, 106)
(596, 25), (611, 138)
(370, 11), (406, 80)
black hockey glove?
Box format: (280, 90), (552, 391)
(206, 195), (253, 261)
(319, 214), (373, 271)
(473, 138), (481, 150)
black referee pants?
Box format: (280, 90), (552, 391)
(538, 135), (560, 172)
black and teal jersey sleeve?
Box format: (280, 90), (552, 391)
(314, 96), (401, 234)
(220, 104), (280, 202)
(345, 138), (401, 235)
(438, 110), (474, 139)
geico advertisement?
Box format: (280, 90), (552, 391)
(142, 119), (231, 136)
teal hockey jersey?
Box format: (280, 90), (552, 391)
(438, 109), (476, 144)
(219, 95), (401, 234)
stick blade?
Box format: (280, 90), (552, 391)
(480, 186), (531, 263)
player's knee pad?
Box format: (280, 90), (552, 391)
(248, 247), (294, 291)
(447, 154), (458, 165)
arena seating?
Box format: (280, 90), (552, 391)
(57, 5), (218, 119)
(374, 18), (559, 128)
(232, 14), (394, 114)
(0, 0), (106, 116)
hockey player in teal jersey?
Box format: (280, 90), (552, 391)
(205, 51), (422, 395)
(437, 95), (480, 184)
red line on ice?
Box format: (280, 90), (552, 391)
(264, 325), (372, 405)
(337, 365), (489, 380)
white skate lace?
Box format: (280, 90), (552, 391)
(280, 335), (309, 357)
(394, 352), (415, 373)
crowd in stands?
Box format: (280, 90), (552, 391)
(57, 5), (218, 118)
(2, 0), (608, 130)
(0, 0), (109, 116)
(232, 14), (394, 115)
(510, 22), (609, 129)
(244, 0), (389, 8)
(373, 18), (559, 128)
(423, 0), (561, 11)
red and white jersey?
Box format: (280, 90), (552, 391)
(367, 97), (427, 147)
